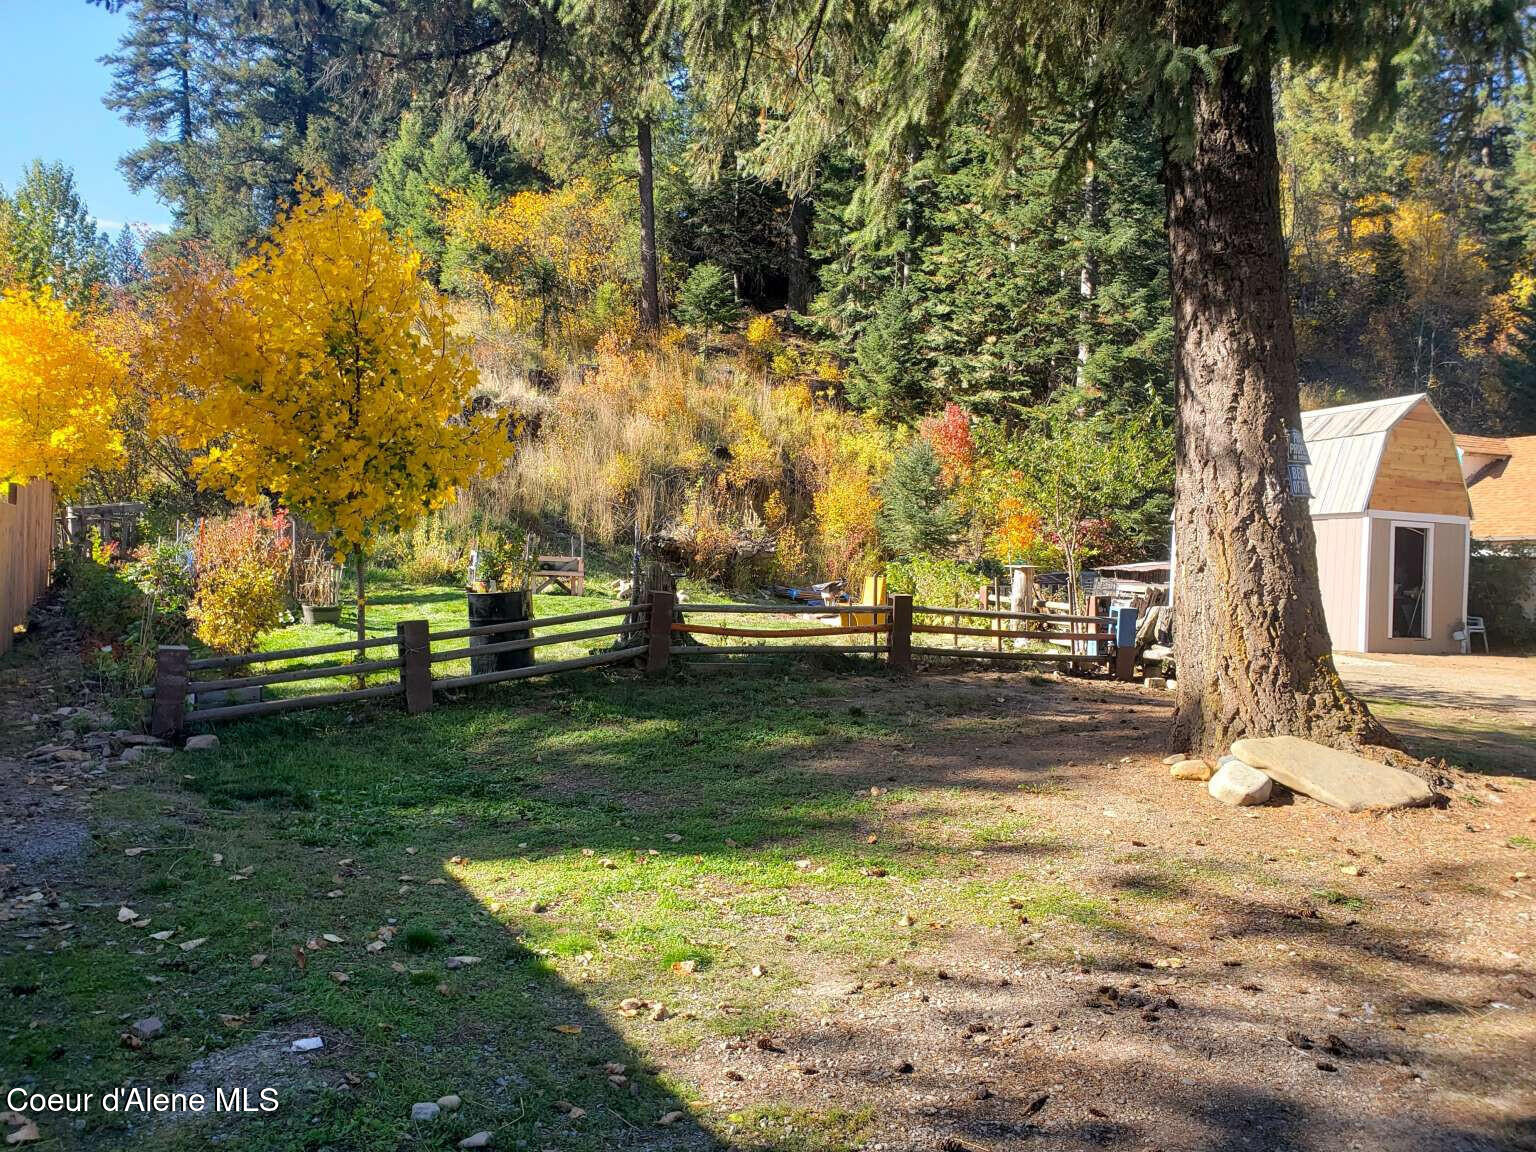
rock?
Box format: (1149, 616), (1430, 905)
(436, 1095), (461, 1112)
(459, 1134), (493, 1149)
(184, 734), (219, 751)
(1208, 761), (1273, 807)
(290, 1036), (323, 1052)
(1161, 754), (1188, 766)
(130, 1016), (165, 1041)
(1142, 677), (1167, 690)
(1170, 759), (1212, 782)
(116, 732), (166, 747)
(1230, 736), (1435, 812)
(410, 1102), (440, 1122)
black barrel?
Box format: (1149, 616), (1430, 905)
(465, 589), (534, 675)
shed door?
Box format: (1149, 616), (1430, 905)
(1389, 524), (1429, 639)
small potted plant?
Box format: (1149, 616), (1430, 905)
(465, 529), (536, 673)
(294, 540), (343, 626)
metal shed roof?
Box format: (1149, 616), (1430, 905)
(1299, 394), (1426, 516)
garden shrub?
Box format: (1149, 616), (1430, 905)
(886, 552), (980, 611)
(1469, 550), (1536, 650)
(126, 539), (196, 621)
(189, 511), (291, 652)
(59, 550), (145, 641)
(401, 516), (468, 586)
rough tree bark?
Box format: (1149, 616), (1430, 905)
(637, 118), (661, 332)
(787, 195), (812, 313)
(1161, 34), (1391, 756)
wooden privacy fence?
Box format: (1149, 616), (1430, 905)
(2, 481), (56, 657)
(148, 593), (1138, 735)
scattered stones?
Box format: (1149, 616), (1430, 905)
(458, 1133), (493, 1149)
(1208, 760), (1273, 807)
(1230, 736), (1435, 812)
(410, 1101), (441, 1122)
(290, 1036), (323, 1053)
(1161, 753), (1188, 766)
(1170, 759), (1212, 782)
(129, 1016), (164, 1042)
(436, 1095), (461, 1112)
(183, 734), (219, 751)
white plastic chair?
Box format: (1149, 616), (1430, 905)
(1464, 615), (1489, 653)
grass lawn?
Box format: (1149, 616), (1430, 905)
(5, 609), (1534, 1152)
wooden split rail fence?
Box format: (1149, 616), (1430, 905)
(149, 592), (1137, 736)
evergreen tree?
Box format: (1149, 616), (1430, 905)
(102, 0), (234, 238)
(678, 0), (1526, 753)
(104, 0), (392, 254)
(107, 226), (147, 288)
(847, 284), (927, 422)
(674, 262), (739, 334)
(374, 113), (489, 281)
(877, 439), (959, 557)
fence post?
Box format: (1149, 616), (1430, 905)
(889, 594), (913, 671)
(398, 619), (433, 714)
(150, 645), (189, 738)
(1111, 605), (1138, 682)
(645, 590), (674, 676)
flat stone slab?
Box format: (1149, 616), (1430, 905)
(1230, 736), (1435, 813)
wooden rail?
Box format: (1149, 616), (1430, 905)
(150, 603), (649, 736)
(647, 592), (1135, 679)
(147, 594), (1140, 739)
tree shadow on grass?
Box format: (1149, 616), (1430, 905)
(172, 669), (1534, 1151)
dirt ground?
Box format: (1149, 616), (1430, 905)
(1336, 651), (1536, 777)
(3, 622), (1534, 1151)
(654, 667), (1536, 1152)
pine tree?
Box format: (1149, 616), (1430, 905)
(847, 284), (927, 422)
(375, 113), (488, 281)
(102, 0), (236, 238)
(877, 439), (959, 557)
(677, 0), (1526, 753)
(674, 262), (739, 334)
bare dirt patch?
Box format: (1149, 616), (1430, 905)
(646, 669), (1536, 1152)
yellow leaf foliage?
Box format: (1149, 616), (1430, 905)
(0, 286), (125, 494)
(150, 184), (510, 555)
(442, 179), (636, 352)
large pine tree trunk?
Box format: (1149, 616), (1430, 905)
(787, 195), (812, 313)
(1162, 38), (1390, 756)
(637, 118), (661, 332)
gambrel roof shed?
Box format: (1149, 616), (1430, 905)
(1302, 394), (1471, 519)
(1300, 394), (1471, 654)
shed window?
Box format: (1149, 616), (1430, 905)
(1390, 525), (1429, 639)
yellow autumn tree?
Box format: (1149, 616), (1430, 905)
(152, 184), (510, 643)
(0, 286), (125, 495)
(441, 177), (637, 351)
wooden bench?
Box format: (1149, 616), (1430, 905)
(534, 555), (586, 596)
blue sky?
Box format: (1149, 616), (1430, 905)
(0, 0), (170, 232)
